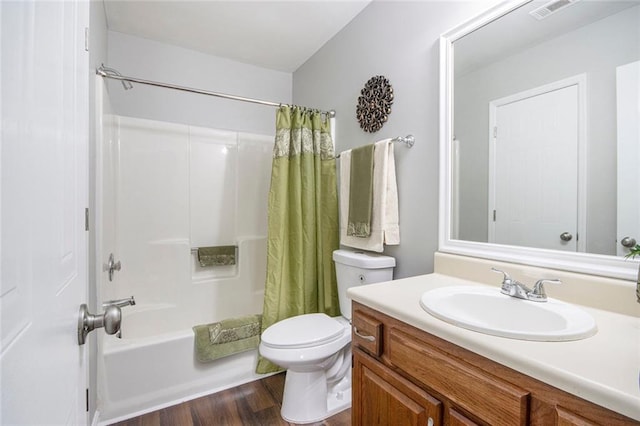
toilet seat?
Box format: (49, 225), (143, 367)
(261, 313), (346, 349)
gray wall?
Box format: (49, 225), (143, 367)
(293, 1), (499, 278)
(455, 6), (640, 255)
(107, 31), (292, 136)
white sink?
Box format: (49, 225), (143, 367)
(420, 286), (597, 341)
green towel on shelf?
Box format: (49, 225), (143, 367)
(347, 144), (374, 237)
(197, 246), (236, 267)
(193, 314), (262, 363)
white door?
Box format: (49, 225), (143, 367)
(616, 61), (640, 257)
(1, 1), (89, 424)
(489, 76), (585, 252)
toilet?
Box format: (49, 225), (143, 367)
(259, 249), (395, 424)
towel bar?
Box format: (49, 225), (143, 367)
(393, 134), (415, 148)
(336, 135), (414, 158)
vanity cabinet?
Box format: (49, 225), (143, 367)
(351, 302), (639, 426)
(354, 350), (443, 426)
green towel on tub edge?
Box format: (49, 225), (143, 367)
(193, 314), (262, 363)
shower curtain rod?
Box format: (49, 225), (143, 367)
(96, 65), (336, 118)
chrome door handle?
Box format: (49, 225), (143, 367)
(621, 236), (637, 248)
(560, 232), (573, 242)
(77, 304), (121, 345)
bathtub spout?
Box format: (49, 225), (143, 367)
(103, 296), (136, 309)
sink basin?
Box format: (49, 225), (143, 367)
(420, 286), (597, 341)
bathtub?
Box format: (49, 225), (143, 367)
(95, 113), (274, 424)
(97, 304), (268, 424)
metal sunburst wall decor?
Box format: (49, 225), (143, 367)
(356, 75), (394, 133)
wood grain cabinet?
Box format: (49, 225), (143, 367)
(351, 302), (639, 426)
(354, 351), (442, 426)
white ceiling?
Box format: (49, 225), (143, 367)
(455, 0), (639, 76)
(103, 0), (371, 73)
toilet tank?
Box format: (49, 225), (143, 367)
(332, 249), (395, 320)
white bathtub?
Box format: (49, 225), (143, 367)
(95, 114), (274, 424)
(97, 305), (267, 424)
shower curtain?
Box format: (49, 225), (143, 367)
(256, 106), (340, 374)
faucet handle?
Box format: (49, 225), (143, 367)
(106, 253), (122, 282)
(529, 278), (561, 302)
(491, 267), (512, 282)
(491, 267), (517, 294)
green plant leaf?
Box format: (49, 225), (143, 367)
(624, 244), (640, 259)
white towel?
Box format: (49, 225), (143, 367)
(339, 139), (399, 252)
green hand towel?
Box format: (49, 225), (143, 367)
(197, 246), (236, 267)
(348, 144), (374, 237)
(193, 314), (262, 363)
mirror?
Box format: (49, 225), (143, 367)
(439, 0), (640, 280)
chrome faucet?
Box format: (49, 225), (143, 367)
(528, 278), (562, 302)
(491, 268), (560, 302)
(102, 296), (136, 309)
(491, 267), (523, 295)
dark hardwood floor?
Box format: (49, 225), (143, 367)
(110, 373), (351, 426)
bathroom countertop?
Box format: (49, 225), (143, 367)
(348, 273), (640, 421)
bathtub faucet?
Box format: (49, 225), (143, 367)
(102, 296), (136, 309)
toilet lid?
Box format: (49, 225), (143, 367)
(261, 313), (346, 349)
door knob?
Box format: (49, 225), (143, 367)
(621, 236), (637, 248)
(560, 232), (573, 242)
(77, 304), (121, 345)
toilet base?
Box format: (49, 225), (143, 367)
(280, 370), (352, 424)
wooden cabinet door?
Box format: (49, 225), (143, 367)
(351, 303), (640, 426)
(449, 408), (481, 426)
(353, 349), (442, 426)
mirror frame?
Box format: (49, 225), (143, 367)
(438, 0), (638, 281)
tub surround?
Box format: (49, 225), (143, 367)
(348, 253), (640, 421)
(96, 113), (274, 423)
(97, 237), (269, 424)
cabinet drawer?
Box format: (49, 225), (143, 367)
(389, 328), (529, 426)
(352, 310), (382, 356)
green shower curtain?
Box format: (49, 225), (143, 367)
(256, 106), (340, 374)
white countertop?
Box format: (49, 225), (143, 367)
(348, 273), (640, 421)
